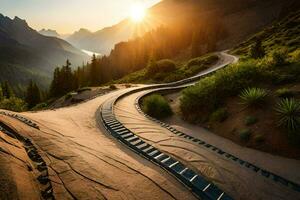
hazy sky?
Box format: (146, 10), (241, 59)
(0, 0), (161, 34)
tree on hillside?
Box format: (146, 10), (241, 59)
(25, 80), (41, 108)
(50, 67), (61, 97)
(1, 81), (14, 99)
(50, 60), (77, 98)
(146, 56), (158, 76)
(90, 54), (99, 86)
(249, 39), (265, 59)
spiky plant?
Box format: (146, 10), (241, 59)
(239, 87), (268, 107)
(275, 98), (300, 132)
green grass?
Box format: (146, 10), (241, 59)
(239, 87), (268, 108)
(142, 94), (173, 119)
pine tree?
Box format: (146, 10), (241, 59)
(26, 80), (41, 108)
(250, 39), (265, 59)
(50, 67), (61, 97)
(90, 54), (98, 86)
(1, 81), (14, 99)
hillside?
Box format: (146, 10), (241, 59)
(0, 14), (89, 90)
(175, 10), (300, 159)
(233, 10), (300, 55)
(66, 0), (300, 55)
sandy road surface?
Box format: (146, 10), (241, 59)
(0, 90), (196, 199)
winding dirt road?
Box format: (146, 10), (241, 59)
(0, 52), (299, 200)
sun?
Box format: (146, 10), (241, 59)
(130, 3), (146, 22)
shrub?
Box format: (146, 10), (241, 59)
(157, 59), (176, 73)
(290, 49), (300, 62)
(142, 94), (173, 119)
(209, 108), (228, 122)
(239, 87), (268, 108)
(249, 39), (265, 59)
(0, 97), (27, 112)
(275, 98), (300, 132)
(109, 85), (117, 90)
(238, 129), (252, 141)
(275, 88), (295, 98)
(31, 103), (48, 111)
(254, 134), (265, 143)
(244, 116), (258, 126)
(270, 49), (288, 66)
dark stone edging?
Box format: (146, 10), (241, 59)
(99, 98), (233, 200)
(0, 111), (39, 129)
(134, 83), (300, 194)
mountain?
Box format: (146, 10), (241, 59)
(66, 20), (141, 55)
(39, 29), (60, 38)
(0, 14), (89, 91)
(66, 0), (300, 55)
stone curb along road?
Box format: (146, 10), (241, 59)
(99, 52), (239, 200)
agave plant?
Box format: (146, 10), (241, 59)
(239, 87), (268, 107)
(275, 98), (300, 132)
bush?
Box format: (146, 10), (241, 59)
(0, 97), (27, 112)
(275, 88), (295, 98)
(239, 87), (268, 108)
(142, 94), (173, 119)
(147, 59), (176, 76)
(238, 129), (252, 141)
(270, 49), (288, 66)
(275, 98), (300, 132)
(209, 108), (228, 122)
(254, 134), (265, 143)
(290, 49), (300, 62)
(157, 59), (176, 73)
(31, 103), (48, 111)
(109, 85), (117, 90)
(244, 116), (258, 126)
(249, 39), (265, 59)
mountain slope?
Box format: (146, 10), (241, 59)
(66, 0), (300, 55)
(0, 14), (89, 90)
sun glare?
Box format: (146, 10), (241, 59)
(130, 3), (146, 22)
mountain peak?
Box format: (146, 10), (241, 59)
(13, 16), (28, 26)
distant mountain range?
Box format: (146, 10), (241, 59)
(0, 14), (89, 91)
